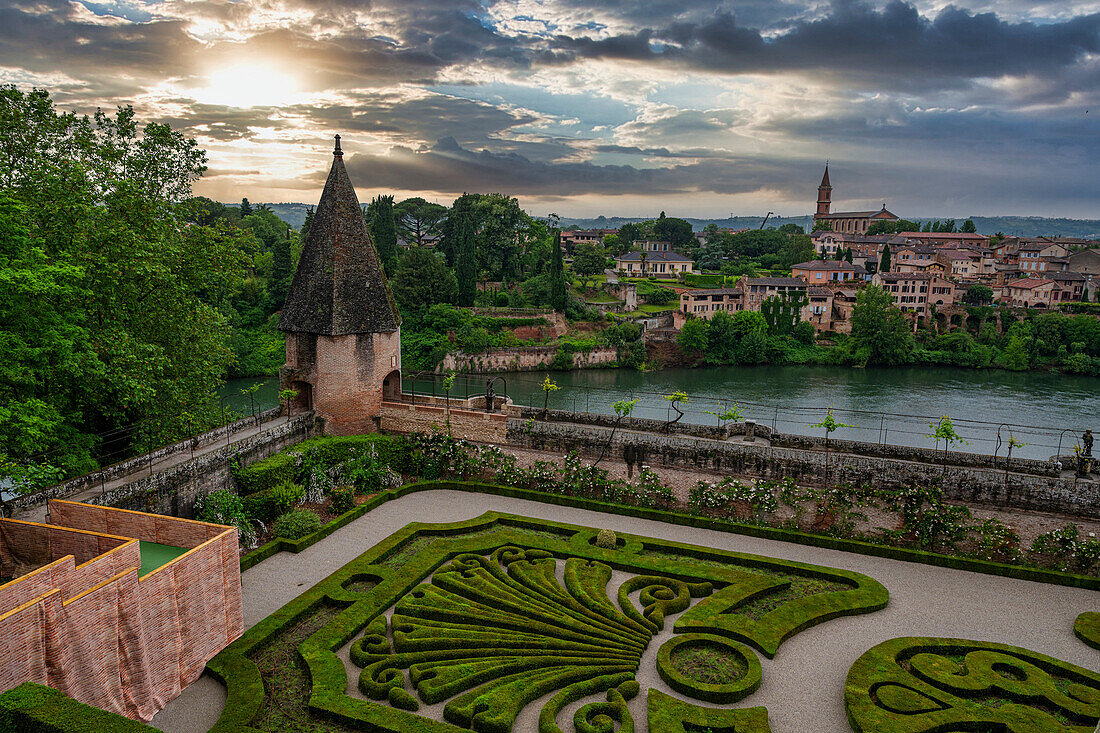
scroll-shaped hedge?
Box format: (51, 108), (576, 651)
(845, 636), (1100, 732)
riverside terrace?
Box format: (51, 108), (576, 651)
(0, 501), (243, 721)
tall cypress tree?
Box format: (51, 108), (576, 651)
(367, 195), (399, 276)
(455, 203), (477, 306)
(879, 243), (891, 273)
(550, 230), (567, 312)
(240, 198), (252, 217)
(300, 206), (314, 240)
(271, 235), (291, 308)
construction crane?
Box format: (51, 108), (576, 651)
(759, 212), (775, 229)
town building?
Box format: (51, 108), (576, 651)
(679, 288), (743, 319)
(279, 136), (403, 435)
(1068, 248), (1100, 277)
(738, 277), (808, 309)
(0, 501), (243, 721)
(896, 232), (990, 248)
(812, 166), (899, 234)
(791, 259), (866, 283)
(873, 272), (956, 321)
(1002, 278), (1075, 308)
(1018, 241), (1072, 273)
(561, 229), (615, 249)
(614, 250), (694, 276)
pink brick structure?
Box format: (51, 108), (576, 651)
(0, 501), (243, 721)
(279, 135), (402, 435)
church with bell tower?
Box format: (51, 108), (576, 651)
(278, 136), (403, 435)
(812, 165), (899, 234)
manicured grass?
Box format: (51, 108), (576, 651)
(138, 541), (188, 577)
(670, 640), (746, 685)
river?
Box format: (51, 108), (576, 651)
(221, 366), (1100, 462)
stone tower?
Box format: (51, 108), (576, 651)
(815, 165), (832, 218)
(278, 136), (402, 435)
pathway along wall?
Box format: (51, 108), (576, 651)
(505, 415), (1100, 519)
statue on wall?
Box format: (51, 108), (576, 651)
(1084, 429), (1093, 457)
(485, 379), (496, 413)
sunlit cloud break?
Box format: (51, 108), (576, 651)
(1, 0), (1098, 217)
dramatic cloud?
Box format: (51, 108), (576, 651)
(2, 0), (1098, 216)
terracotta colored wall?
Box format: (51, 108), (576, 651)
(0, 504), (244, 721)
(310, 330), (401, 435)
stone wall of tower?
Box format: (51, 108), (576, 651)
(303, 330), (401, 435)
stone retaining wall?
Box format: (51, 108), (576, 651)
(11, 413), (315, 519)
(439, 346), (619, 373)
(506, 418), (1100, 518)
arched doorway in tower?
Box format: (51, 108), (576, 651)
(382, 370), (402, 401)
(288, 381), (312, 415)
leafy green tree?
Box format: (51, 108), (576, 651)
(270, 234), (292, 309)
(617, 222), (643, 249)
(239, 198), (252, 217)
(960, 219), (977, 233)
(0, 86), (249, 474)
(394, 197), (447, 247)
(849, 284), (914, 365)
(998, 322), (1034, 370)
(962, 284), (994, 305)
(300, 206), (314, 240)
(812, 219), (832, 233)
(652, 216), (695, 250)
(678, 318), (709, 355)
(365, 195), (399, 276)
(573, 243), (608, 282)
(391, 247), (458, 312)
(664, 391), (689, 425)
(550, 230), (567, 312)
(704, 310), (738, 364)
(778, 222), (804, 235)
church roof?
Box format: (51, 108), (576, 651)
(279, 137), (401, 336)
(820, 166), (831, 188)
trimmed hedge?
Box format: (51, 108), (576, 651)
(241, 479), (1100, 590)
(1074, 611), (1100, 651)
(232, 434), (414, 496)
(0, 683), (156, 732)
(647, 689), (772, 731)
(845, 636), (1100, 732)
(656, 633), (761, 704)
(215, 510), (885, 731)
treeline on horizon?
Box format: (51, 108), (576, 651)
(251, 203), (1100, 241)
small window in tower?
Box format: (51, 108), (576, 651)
(391, 355), (397, 367)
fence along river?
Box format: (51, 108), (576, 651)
(225, 365), (1099, 463)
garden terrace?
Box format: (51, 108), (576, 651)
(136, 483), (1099, 732)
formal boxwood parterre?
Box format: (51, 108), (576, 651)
(845, 636), (1100, 732)
(208, 510), (889, 732)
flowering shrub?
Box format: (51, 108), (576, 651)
(689, 478), (777, 517)
(1030, 524), (1100, 573)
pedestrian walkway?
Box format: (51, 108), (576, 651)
(13, 415), (289, 523)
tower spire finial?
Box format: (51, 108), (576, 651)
(334, 134), (343, 157)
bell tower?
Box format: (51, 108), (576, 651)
(277, 136), (403, 435)
(815, 164), (832, 217)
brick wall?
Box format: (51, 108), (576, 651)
(0, 503), (244, 721)
(379, 400), (508, 444)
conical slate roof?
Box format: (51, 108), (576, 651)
(279, 137), (401, 335)
(819, 165), (831, 187)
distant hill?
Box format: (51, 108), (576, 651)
(228, 204), (1100, 239)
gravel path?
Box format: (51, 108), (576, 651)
(150, 489), (1100, 733)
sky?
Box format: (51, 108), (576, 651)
(2, 0), (1098, 219)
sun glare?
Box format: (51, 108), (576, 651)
(193, 63), (301, 108)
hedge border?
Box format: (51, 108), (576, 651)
(1074, 611), (1100, 651)
(655, 633), (762, 704)
(647, 688), (772, 732)
(214, 510), (886, 732)
(844, 636), (1100, 732)
(240, 479), (1100, 590)
(0, 683), (156, 732)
